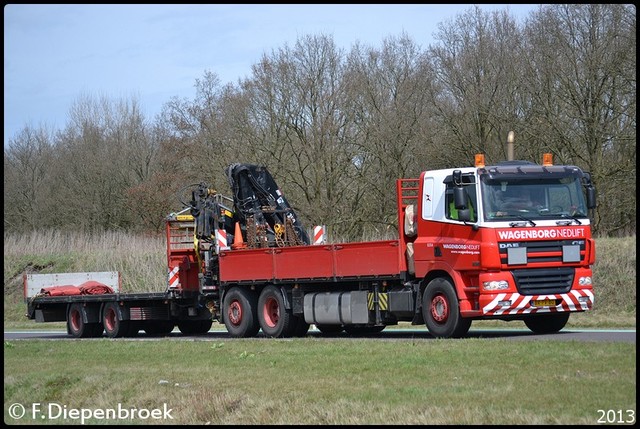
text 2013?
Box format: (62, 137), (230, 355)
(597, 409), (635, 424)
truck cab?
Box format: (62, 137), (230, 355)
(404, 154), (596, 337)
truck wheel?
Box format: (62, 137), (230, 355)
(258, 285), (296, 337)
(144, 321), (175, 336)
(68, 303), (91, 338)
(178, 319), (213, 335)
(102, 302), (130, 338)
(223, 287), (260, 338)
(315, 324), (344, 336)
(422, 277), (471, 338)
(524, 313), (570, 334)
(291, 315), (310, 337)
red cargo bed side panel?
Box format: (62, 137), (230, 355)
(218, 249), (275, 282)
(333, 240), (401, 277)
(272, 246), (334, 279)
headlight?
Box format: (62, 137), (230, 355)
(578, 276), (592, 286)
(483, 280), (509, 291)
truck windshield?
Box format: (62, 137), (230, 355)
(481, 176), (588, 221)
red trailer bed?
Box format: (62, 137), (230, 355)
(218, 240), (402, 283)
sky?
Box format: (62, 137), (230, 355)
(4, 4), (540, 146)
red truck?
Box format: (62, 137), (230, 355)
(25, 153), (596, 339)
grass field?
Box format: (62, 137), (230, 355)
(3, 338), (636, 425)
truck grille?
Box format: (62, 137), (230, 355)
(512, 267), (574, 295)
(499, 239), (585, 264)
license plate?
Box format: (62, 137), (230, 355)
(533, 299), (556, 307)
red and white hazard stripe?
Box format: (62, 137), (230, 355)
(167, 266), (180, 289)
(215, 228), (229, 252)
(313, 225), (325, 245)
(482, 290), (594, 316)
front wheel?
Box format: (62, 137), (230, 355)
(223, 287), (260, 338)
(422, 277), (471, 338)
(524, 313), (570, 334)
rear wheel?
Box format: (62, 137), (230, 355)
(223, 287), (260, 338)
(422, 277), (471, 338)
(67, 303), (102, 338)
(258, 285), (296, 337)
(102, 302), (130, 338)
(68, 303), (88, 338)
(524, 313), (570, 334)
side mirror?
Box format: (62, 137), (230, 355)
(586, 186), (596, 209)
(453, 186), (466, 209)
(457, 208), (471, 222)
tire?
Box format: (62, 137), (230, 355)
(67, 303), (92, 338)
(177, 319), (213, 335)
(223, 287), (260, 338)
(258, 285), (296, 337)
(344, 325), (385, 336)
(291, 315), (310, 337)
(144, 321), (175, 336)
(422, 277), (471, 338)
(315, 324), (344, 336)
(102, 302), (130, 338)
(524, 313), (570, 334)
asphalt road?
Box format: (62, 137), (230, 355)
(4, 328), (636, 343)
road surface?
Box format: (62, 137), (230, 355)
(4, 328), (635, 343)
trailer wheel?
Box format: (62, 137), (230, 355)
(524, 313), (570, 334)
(223, 287), (260, 338)
(258, 285), (296, 337)
(68, 304), (89, 338)
(102, 302), (130, 338)
(177, 319), (213, 335)
(422, 277), (471, 338)
(67, 303), (103, 338)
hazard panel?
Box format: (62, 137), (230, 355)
(481, 290), (594, 316)
(218, 240), (402, 283)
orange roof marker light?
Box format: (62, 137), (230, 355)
(542, 153), (553, 166)
(475, 153), (485, 168)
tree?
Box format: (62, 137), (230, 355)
(521, 4), (636, 236)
